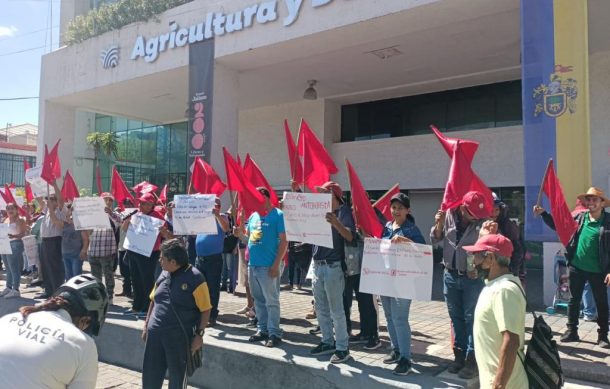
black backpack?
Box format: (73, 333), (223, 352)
(509, 280), (564, 389)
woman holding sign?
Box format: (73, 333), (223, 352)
(0, 203), (27, 299)
(380, 193), (425, 376)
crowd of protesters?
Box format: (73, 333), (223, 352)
(1, 175), (610, 389)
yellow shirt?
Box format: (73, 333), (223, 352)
(474, 274), (528, 389)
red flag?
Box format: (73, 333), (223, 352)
(243, 154), (279, 207)
(346, 159), (383, 238)
(190, 157), (209, 194)
(430, 125), (479, 164)
(111, 167), (136, 210)
(159, 184), (168, 204)
(95, 165), (103, 195)
(542, 160), (578, 246)
(132, 181), (158, 194)
(223, 147), (266, 217)
(1, 184), (26, 216)
(297, 119), (338, 191)
(441, 142), (475, 211)
(61, 170), (80, 202)
(41, 140), (61, 184)
(23, 159), (34, 203)
(373, 183), (400, 222)
(284, 119), (304, 184)
(200, 159), (227, 197)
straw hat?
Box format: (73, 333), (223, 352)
(577, 187), (609, 205)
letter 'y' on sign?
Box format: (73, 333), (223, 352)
(312, 0), (333, 7)
(283, 0), (303, 26)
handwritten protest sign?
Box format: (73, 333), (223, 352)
(124, 214), (164, 257)
(359, 238), (433, 301)
(173, 194), (217, 235)
(282, 192), (333, 248)
(72, 197), (111, 230)
(0, 224), (12, 254)
(25, 166), (55, 198)
(23, 235), (39, 266)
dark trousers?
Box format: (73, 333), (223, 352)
(288, 255), (304, 287)
(142, 329), (188, 389)
(128, 250), (159, 312)
(343, 274), (378, 337)
(118, 250), (132, 296)
(196, 254), (223, 321)
(568, 266), (609, 336)
(41, 237), (64, 295)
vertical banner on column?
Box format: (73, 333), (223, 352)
(522, 0), (591, 241)
(188, 39), (215, 175)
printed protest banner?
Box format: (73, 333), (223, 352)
(359, 238), (433, 300)
(282, 192), (333, 248)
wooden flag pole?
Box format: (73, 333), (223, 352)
(536, 158), (553, 207)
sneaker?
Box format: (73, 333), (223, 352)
(207, 319), (217, 328)
(383, 350), (401, 364)
(236, 306), (250, 314)
(393, 358), (412, 376)
(309, 325), (321, 335)
(597, 336), (610, 349)
(364, 336), (382, 350)
(584, 316), (598, 322)
(348, 333), (367, 344)
(27, 279), (43, 288)
(560, 329), (580, 343)
(246, 318), (258, 328)
(4, 289), (20, 299)
(330, 350), (352, 364)
(246, 309), (256, 319)
(305, 310), (317, 320)
(310, 342), (336, 356)
(0, 288), (10, 297)
(248, 331), (269, 342)
(265, 335), (281, 348)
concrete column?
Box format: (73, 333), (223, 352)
(37, 100), (77, 179)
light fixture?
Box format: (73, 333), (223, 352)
(303, 80), (318, 100)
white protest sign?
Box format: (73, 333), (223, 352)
(72, 197), (111, 230)
(282, 192), (333, 248)
(23, 235), (39, 266)
(25, 166), (55, 198)
(124, 214), (164, 257)
(0, 224), (12, 254)
(359, 238), (433, 301)
(173, 194), (217, 235)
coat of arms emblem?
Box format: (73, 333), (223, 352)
(533, 64), (578, 118)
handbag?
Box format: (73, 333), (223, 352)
(344, 233), (364, 276)
(167, 282), (203, 377)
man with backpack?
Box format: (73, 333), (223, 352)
(465, 232), (528, 389)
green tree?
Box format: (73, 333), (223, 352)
(86, 131), (119, 193)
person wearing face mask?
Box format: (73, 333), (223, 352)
(0, 274), (108, 389)
(464, 232), (528, 389)
(380, 193), (425, 375)
(431, 191), (490, 379)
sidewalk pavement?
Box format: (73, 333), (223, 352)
(2, 265), (610, 387)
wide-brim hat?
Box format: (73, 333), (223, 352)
(577, 187), (609, 206)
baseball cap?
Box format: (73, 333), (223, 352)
(462, 191), (490, 219)
(390, 193), (410, 208)
(138, 192), (156, 204)
(316, 181), (343, 201)
(463, 234), (514, 258)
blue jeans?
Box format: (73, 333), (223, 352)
(443, 270), (484, 355)
(2, 240), (24, 290)
(63, 253), (83, 280)
(312, 261), (349, 351)
(221, 252), (238, 292)
(581, 282), (597, 319)
(381, 296), (412, 360)
(248, 265), (281, 337)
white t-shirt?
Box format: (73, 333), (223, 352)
(0, 309), (98, 389)
(474, 274), (528, 389)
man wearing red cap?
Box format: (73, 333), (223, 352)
(431, 190), (489, 378)
(464, 233), (528, 389)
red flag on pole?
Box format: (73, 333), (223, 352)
(243, 154), (279, 207)
(297, 119), (338, 191)
(373, 183), (400, 222)
(1, 184), (26, 216)
(23, 159), (34, 203)
(200, 159), (227, 197)
(41, 140), (61, 184)
(61, 170), (80, 202)
(345, 159), (383, 238)
(132, 181), (158, 195)
(430, 125), (479, 164)
(541, 160), (578, 246)
(158, 184), (168, 204)
(191, 157), (209, 194)
(284, 119), (304, 184)
(223, 147), (266, 217)
(111, 167), (136, 210)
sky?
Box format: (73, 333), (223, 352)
(0, 0), (60, 127)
